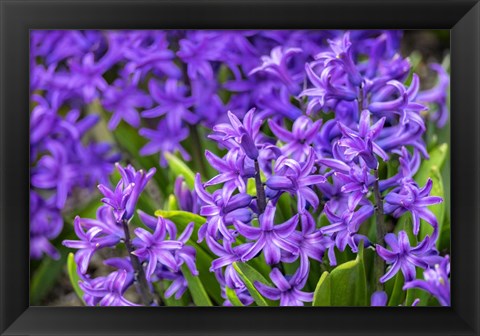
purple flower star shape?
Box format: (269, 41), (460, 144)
(142, 78), (196, 130)
(139, 120), (190, 167)
(204, 149), (255, 202)
(210, 108), (263, 160)
(101, 72), (152, 130)
(195, 173), (252, 242)
(80, 270), (139, 306)
(267, 148), (326, 212)
(376, 231), (443, 283)
(234, 202), (299, 265)
(97, 163), (156, 222)
(403, 255), (450, 306)
(249, 46), (303, 93)
(384, 178), (443, 235)
(268, 115), (322, 161)
(254, 264), (313, 306)
(336, 109), (388, 169)
(132, 216), (184, 280)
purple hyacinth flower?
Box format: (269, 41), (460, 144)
(417, 64), (449, 128)
(80, 270), (139, 306)
(368, 75), (427, 129)
(139, 120), (190, 167)
(30, 192), (63, 259)
(315, 32), (363, 87)
(97, 179), (135, 222)
(63, 206), (125, 273)
(376, 231), (443, 283)
(249, 46), (303, 93)
(63, 216), (105, 274)
(177, 32), (226, 80)
(379, 146), (420, 191)
(254, 265), (313, 306)
(211, 108), (263, 160)
(132, 216), (184, 280)
(320, 157), (376, 204)
(98, 163), (156, 221)
(336, 109), (388, 169)
(234, 202), (299, 265)
(119, 31), (180, 78)
(137, 211), (198, 277)
(371, 291), (388, 306)
(254, 84), (303, 120)
(195, 173), (252, 242)
(206, 236), (253, 290)
(204, 150), (255, 202)
(174, 176), (200, 214)
(384, 178), (443, 235)
(156, 269), (189, 300)
(403, 255), (450, 306)
(101, 71), (152, 130)
(31, 140), (79, 208)
(267, 149), (326, 212)
(67, 52), (110, 103)
(268, 116), (322, 162)
(321, 200), (373, 252)
(285, 212), (336, 265)
(300, 62), (358, 115)
(142, 78), (197, 130)
(78, 142), (120, 187)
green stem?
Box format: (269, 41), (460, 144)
(121, 219), (159, 306)
(254, 160), (267, 214)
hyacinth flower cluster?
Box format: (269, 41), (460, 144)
(30, 94), (120, 260)
(30, 30), (450, 307)
(62, 164), (197, 306)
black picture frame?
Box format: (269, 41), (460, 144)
(1, 0), (479, 335)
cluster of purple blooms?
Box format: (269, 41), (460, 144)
(191, 31), (450, 306)
(63, 164), (197, 306)
(30, 94), (119, 259)
(31, 29), (450, 306)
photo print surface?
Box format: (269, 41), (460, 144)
(30, 30), (450, 307)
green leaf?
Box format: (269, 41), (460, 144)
(306, 259), (323, 292)
(412, 144), (447, 246)
(30, 246), (69, 305)
(419, 167), (445, 244)
(438, 215), (451, 252)
(313, 271), (331, 306)
(276, 192), (294, 222)
(225, 287), (243, 306)
(67, 253), (85, 305)
(181, 264), (212, 306)
(164, 152), (195, 189)
(233, 262), (276, 306)
(317, 213), (330, 229)
(155, 210), (206, 227)
(414, 143), (448, 185)
(327, 242), (367, 306)
(387, 272), (405, 307)
(247, 178), (256, 196)
(166, 194), (179, 211)
(394, 213), (418, 245)
(194, 246), (223, 305)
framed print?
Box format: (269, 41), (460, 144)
(1, 0), (479, 335)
